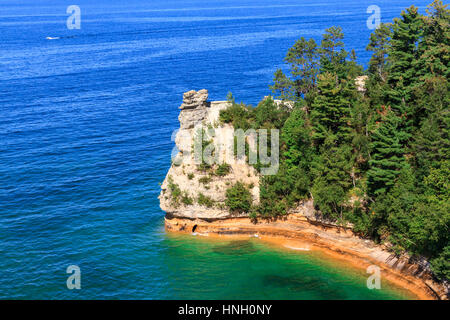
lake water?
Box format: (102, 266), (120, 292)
(0, 0), (429, 299)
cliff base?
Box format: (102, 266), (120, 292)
(165, 214), (448, 300)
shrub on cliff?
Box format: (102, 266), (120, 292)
(220, 93), (288, 131)
(219, 93), (253, 130)
(192, 127), (215, 172)
(197, 193), (215, 208)
(198, 176), (212, 185)
(225, 182), (252, 214)
(168, 176), (182, 207)
(215, 163), (231, 176)
(181, 192), (193, 206)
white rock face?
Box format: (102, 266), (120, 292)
(355, 75), (369, 92)
(159, 90), (260, 219)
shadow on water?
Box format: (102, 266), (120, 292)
(212, 240), (257, 256)
(262, 274), (346, 300)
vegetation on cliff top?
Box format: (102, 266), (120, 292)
(220, 1), (449, 280)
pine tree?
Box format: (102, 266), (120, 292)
(270, 69), (293, 101)
(319, 26), (349, 78)
(284, 37), (318, 98)
(412, 111), (450, 184)
(385, 6), (424, 122)
(411, 0), (449, 128)
(310, 73), (355, 142)
(367, 109), (410, 196)
(349, 98), (373, 176)
(281, 108), (312, 170)
(366, 23), (392, 82)
(365, 24), (392, 111)
(416, 1), (449, 80)
(311, 140), (353, 221)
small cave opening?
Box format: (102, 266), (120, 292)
(192, 225), (198, 233)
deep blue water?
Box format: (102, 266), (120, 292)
(0, 0), (430, 299)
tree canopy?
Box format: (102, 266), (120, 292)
(222, 0), (449, 281)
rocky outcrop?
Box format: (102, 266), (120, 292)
(159, 90), (260, 220)
(288, 200), (354, 229)
(355, 75), (369, 92)
(179, 89), (210, 129)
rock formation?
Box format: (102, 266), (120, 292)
(159, 90), (260, 220)
(355, 75), (369, 92)
(178, 89), (210, 129)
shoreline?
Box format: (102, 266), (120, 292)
(165, 214), (447, 300)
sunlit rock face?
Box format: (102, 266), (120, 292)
(159, 90), (260, 219)
(355, 75), (369, 92)
(178, 89), (209, 129)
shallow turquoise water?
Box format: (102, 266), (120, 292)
(160, 233), (415, 300)
(0, 0), (429, 299)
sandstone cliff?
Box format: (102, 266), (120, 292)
(159, 90), (260, 219)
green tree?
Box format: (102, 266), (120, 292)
(285, 37), (319, 98)
(385, 6), (424, 125)
(415, 1), (449, 81)
(431, 245), (450, 281)
(319, 26), (347, 76)
(423, 160), (450, 201)
(310, 136), (353, 221)
(349, 99), (373, 171)
(411, 1), (449, 128)
(253, 97), (289, 129)
(225, 182), (252, 214)
(281, 107), (313, 169)
(270, 69), (293, 100)
(310, 73), (356, 142)
(367, 109), (409, 196)
(411, 113), (450, 183)
(366, 23), (392, 82)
